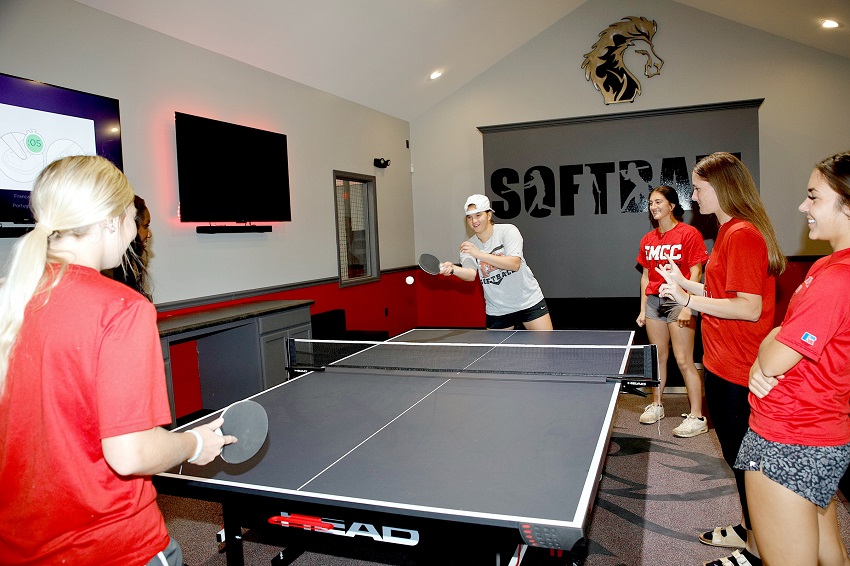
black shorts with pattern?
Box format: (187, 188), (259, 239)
(734, 428), (850, 508)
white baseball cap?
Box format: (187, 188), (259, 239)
(464, 194), (491, 215)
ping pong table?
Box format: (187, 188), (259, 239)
(154, 328), (657, 565)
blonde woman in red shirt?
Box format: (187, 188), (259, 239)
(0, 156), (234, 566)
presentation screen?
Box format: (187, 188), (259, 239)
(0, 73), (122, 227)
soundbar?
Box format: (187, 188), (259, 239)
(195, 225), (273, 234)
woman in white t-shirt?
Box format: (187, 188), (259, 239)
(439, 194), (553, 330)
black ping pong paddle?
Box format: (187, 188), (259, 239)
(216, 399), (269, 464)
(418, 253), (441, 275)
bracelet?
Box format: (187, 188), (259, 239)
(450, 267), (455, 275)
(685, 294), (691, 307)
(186, 430), (203, 463)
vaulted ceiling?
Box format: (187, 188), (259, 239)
(72, 0), (850, 121)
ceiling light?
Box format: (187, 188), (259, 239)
(429, 70), (442, 80)
(821, 19), (839, 28)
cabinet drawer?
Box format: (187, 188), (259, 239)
(258, 307), (311, 334)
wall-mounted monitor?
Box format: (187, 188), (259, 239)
(175, 112), (292, 230)
(0, 73), (123, 235)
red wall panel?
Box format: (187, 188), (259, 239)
(415, 270), (485, 328)
(170, 340), (202, 418)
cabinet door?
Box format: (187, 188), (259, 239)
(260, 322), (312, 389)
(288, 322), (312, 341)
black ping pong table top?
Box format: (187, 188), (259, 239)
(154, 328), (637, 565)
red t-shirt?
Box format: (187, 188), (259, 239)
(701, 219), (776, 387)
(749, 249), (850, 446)
(636, 222), (709, 295)
(0, 265), (172, 565)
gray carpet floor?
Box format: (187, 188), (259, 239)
(159, 392), (850, 565)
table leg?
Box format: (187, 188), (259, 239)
(498, 544), (585, 565)
(222, 500), (244, 565)
(496, 543), (527, 565)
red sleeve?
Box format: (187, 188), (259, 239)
(777, 264), (850, 362)
(681, 227), (709, 269)
(97, 300), (171, 438)
(636, 231), (651, 268)
(724, 227), (769, 295)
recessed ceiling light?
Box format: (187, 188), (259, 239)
(429, 70), (443, 80)
(821, 19), (839, 28)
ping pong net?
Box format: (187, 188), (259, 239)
(287, 338), (659, 387)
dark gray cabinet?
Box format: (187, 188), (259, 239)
(158, 299), (313, 425)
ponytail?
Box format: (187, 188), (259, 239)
(0, 156), (133, 393)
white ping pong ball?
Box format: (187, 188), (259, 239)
(405, 276), (414, 285)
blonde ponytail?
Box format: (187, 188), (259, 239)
(0, 156), (133, 393)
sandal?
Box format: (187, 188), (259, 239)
(699, 524), (746, 548)
(703, 549), (758, 566)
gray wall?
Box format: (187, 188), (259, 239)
(480, 103), (759, 297)
(410, 0), (850, 298)
(0, 0), (414, 304)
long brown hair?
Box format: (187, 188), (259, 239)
(693, 152), (786, 276)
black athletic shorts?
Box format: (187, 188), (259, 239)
(486, 299), (549, 329)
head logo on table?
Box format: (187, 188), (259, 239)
(268, 511), (419, 546)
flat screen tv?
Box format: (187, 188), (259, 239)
(0, 73), (122, 234)
(175, 112), (292, 226)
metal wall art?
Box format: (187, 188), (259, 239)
(581, 16), (663, 105)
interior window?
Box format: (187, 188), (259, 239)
(333, 171), (379, 286)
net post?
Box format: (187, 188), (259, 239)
(644, 344), (659, 384)
(287, 337), (296, 366)
(285, 337), (299, 379)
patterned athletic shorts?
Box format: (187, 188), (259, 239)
(735, 428), (850, 508)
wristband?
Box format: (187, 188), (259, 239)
(450, 267), (455, 275)
(186, 430), (203, 463)
(685, 294), (691, 307)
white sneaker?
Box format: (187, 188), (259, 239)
(673, 413), (708, 437)
(639, 403), (664, 424)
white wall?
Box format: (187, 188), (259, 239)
(0, 0), (414, 304)
(410, 0), (850, 278)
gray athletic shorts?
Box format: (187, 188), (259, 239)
(146, 538), (183, 566)
(735, 428), (850, 508)
(645, 294), (683, 323)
